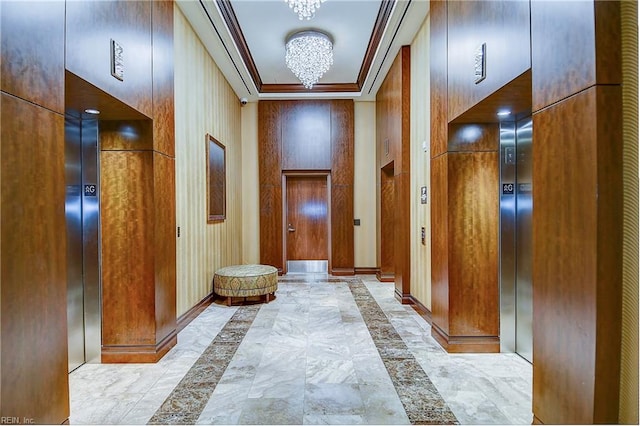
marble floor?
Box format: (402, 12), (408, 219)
(69, 275), (532, 425)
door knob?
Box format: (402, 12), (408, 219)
(288, 223), (296, 232)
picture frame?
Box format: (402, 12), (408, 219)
(206, 134), (226, 222)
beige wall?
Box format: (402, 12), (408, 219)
(410, 14), (431, 309)
(354, 101), (378, 269)
(241, 102), (260, 264)
(174, 6), (243, 316)
(619, 1), (639, 422)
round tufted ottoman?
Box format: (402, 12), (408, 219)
(213, 264), (278, 306)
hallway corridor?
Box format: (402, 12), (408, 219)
(69, 276), (532, 424)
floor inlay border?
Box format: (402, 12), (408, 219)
(348, 281), (459, 425)
(147, 305), (260, 424)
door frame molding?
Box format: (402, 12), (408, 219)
(281, 170), (332, 274)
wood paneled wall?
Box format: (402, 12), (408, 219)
(376, 46), (411, 300)
(430, 0), (524, 353)
(174, 6), (243, 316)
(446, 0), (530, 121)
(431, 0), (627, 421)
(1, 94), (69, 423)
(530, 1), (623, 423)
(98, 0), (176, 363)
(65, 0), (153, 118)
(1, 2), (70, 423)
(258, 100), (354, 275)
(2, 4), (176, 420)
(430, 137), (500, 352)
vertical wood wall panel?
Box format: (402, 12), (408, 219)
(282, 101), (331, 170)
(258, 101), (284, 271)
(331, 100), (355, 186)
(530, 1), (624, 422)
(430, 153), (449, 334)
(153, 0), (176, 158)
(154, 153), (177, 343)
(430, 0), (448, 158)
(0, 93), (69, 424)
(331, 100), (355, 273)
(379, 166), (395, 281)
(530, 0), (620, 112)
(532, 86), (622, 424)
(447, 0), (530, 121)
(0, 1), (65, 113)
(174, 7), (242, 316)
(331, 185), (355, 272)
(448, 152), (499, 337)
(101, 151), (156, 346)
(376, 47), (411, 299)
(65, 1), (153, 118)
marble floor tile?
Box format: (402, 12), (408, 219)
(68, 275), (532, 425)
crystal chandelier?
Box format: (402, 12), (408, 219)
(284, 0), (326, 20)
(285, 31), (333, 89)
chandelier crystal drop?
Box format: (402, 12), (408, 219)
(284, 0), (326, 20)
(285, 31), (333, 89)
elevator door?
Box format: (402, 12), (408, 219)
(515, 118), (533, 363)
(65, 117), (101, 372)
(499, 117), (533, 363)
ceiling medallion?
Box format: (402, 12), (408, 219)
(284, 0), (326, 20)
(285, 30), (333, 89)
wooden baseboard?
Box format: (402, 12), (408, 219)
(409, 295), (432, 325)
(331, 267), (355, 276)
(354, 267), (379, 275)
(376, 271), (394, 282)
(177, 292), (214, 333)
(102, 331), (177, 363)
(394, 288), (412, 305)
(431, 323), (500, 353)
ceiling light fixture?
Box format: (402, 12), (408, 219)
(285, 30), (333, 89)
(84, 108), (100, 115)
(284, 0), (326, 20)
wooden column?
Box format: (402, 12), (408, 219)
(376, 46), (411, 301)
(100, 0), (177, 363)
(330, 100), (355, 275)
(429, 0), (532, 352)
(0, 1), (70, 423)
(531, 1), (622, 423)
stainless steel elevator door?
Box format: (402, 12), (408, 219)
(515, 118), (533, 363)
(499, 117), (533, 364)
(65, 117), (101, 372)
(65, 117), (85, 372)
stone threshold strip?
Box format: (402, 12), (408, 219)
(347, 280), (459, 425)
(148, 304), (261, 425)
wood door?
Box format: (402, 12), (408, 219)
(286, 176), (329, 260)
